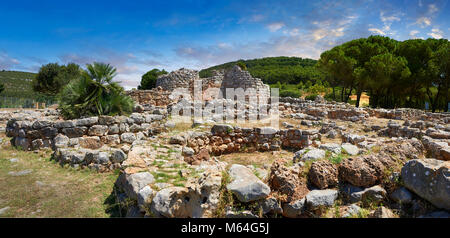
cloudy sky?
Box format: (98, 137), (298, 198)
(0, 0), (448, 89)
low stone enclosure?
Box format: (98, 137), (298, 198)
(4, 97), (450, 218)
(2, 66), (450, 218)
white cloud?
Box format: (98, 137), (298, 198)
(428, 28), (443, 39)
(380, 11), (401, 23)
(249, 14), (265, 22)
(409, 30), (420, 37)
(368, 28), (386, 35)
(428, 4), (438, 14)
(266, 22), (285, 32)
(0, 52), (20, 69)
(414, 4), (440, 28)
(416, 17), (431, 27)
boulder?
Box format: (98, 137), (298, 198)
(119, 172), (155, 200)
(98, 116), (117, 125)
(211, 124), (233, 135)
(360, 185), (386, 204)
(342, 204), (361, 218)
(79, 136), (103, 149)
(341, 143), (359, 155)
(294, 148), (325, 162)
(111, 149), (127, 163)
(319, 143), (342, 154)
(339, 157), (379, 187)
(150, 187), (191, 218)
(343, 134), (365, 144)
(268, 160), (306, 201)
(302, 149), (326, 161)
(108, 124), (120, 134)
(260, 197), (283, 215)
(308, 160), (338, 189)
(401, 159), (450, 210)
(32, 120), (52, 130)
(54, 120), (75, 129)
(305, 189), (338, 209)
(40, 127), (58, 138)
(88, 125), (109, 136)
(14, 137), (30, 150)
(370, 206), (395, 218)
(282, 198), (305, 218)
(101, 134), (121, 145)
(169, 135), (186, 145)
(182, 146), (195, 157)
(53, 134), (69, 148)
(75, 117), (98, 126)
(137, 185), (154, 212)
(62, 127), (87, 138)
(120, 133), (136, 144)
(226, 164), (270, 202)
(390, 187), (413, 204)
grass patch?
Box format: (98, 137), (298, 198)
(328, 153), (347, 164)
(0, 139), (119, 217)
(213, 170), (234, 218)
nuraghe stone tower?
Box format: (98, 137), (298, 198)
(219, 65), (270, 103)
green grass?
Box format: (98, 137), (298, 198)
(0, 136), (120, 217)
(0, 70), (56, 108)
(328, 153), (347, 164)
(0, 71), (36, 97)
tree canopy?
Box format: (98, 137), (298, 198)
(318, 35), (449, 112)
(32, 63), (81, 96)
(58, 62), (134, 119)
(138, 69), (168, 90)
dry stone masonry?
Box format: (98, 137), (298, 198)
(2, 64), (450, 218)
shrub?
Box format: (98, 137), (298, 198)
(236, 61), (247, 71)
(138, 69), (168, 90)
(280, 89), (302, 98)
(58, 62), (134, 119)
(33, 63), (81, 96)
(305, 94), (318, 101)
(0, 83), (4, 94)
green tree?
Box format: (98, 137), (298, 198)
(317, 47), (356, 102)
(32, 63), (81, 96)
(395, 39), (433, 108)
(236, 61), (247, 71)
(138, 69), (168, 90)
(58, 62), (134, 119)
(0, 83), (4, 94)
(426, 40), (450, 112)
(364, 53), (411, 108)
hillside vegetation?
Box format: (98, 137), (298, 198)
(199, 56), (322, 85)
(0, 71), (37, 98)
(0, 70), (57, 108)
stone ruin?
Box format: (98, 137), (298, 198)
(219, 65), (270, 103)
(2, 64), (450, 218)
(155, 68), (199, 92)
(127, 65), (271, 107)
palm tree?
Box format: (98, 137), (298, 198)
(58, 62), (134, 119)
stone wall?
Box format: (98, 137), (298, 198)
(171, 125), (319, 161)
(220, 65), (270, 103)
(155, 68), (199, 92)
(126, 87), (173, 107)
(6, 113), (165, 151)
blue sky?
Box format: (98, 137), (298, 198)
(0, 0), (448, 89)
